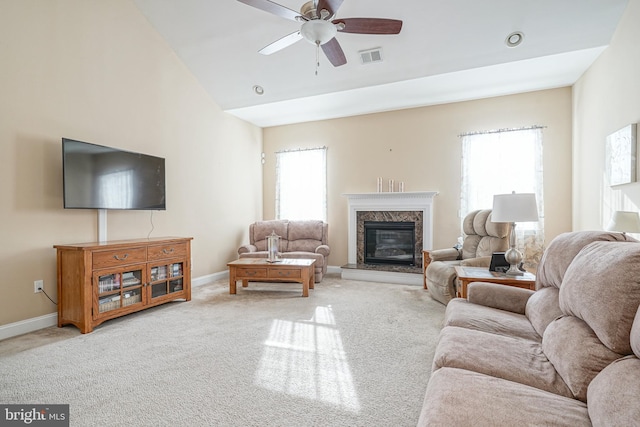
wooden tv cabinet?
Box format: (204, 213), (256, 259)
(54, 237), (192, 333)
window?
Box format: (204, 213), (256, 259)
(276, 147), (327, 221)
(460, 127), (544, 267)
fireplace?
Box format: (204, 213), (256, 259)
(356, 210), (423, 269)
(364, 221), (416, 266)
(342, 191), (438, 285)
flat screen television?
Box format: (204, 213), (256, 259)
(62, 138), (166, 210)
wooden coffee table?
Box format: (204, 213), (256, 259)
(227, 258), (316, 297)
(454, 266), (536, 298)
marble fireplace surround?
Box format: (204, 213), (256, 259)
(342, 191), (438, 285)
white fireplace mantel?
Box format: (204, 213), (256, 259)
(343, 191), (438, 265)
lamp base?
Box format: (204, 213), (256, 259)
(504, 246), (523, 276)
(505, 264), (524, 276)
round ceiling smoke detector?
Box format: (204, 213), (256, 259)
(505, 31), (524, 48)
(253, 85), (264, 95)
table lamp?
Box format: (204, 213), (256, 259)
(492, 192), (539, 276)
(606, 211), (640, 234)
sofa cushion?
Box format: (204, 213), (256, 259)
(417, 367), (590, 427)
(467, 282), (532, 314)
(461, 234), (508, 260)
(525, 286), (563, 337)
(466, 209), (490, 236)
(633, 305), (640, 358)
(560, 241), (640, 354)
(536, 231), (635, 290)
(286, 221), (323, 252)
(461, 234), (482, 260)
(252, 220), (289, 252)
(444, 298), (541, 341)
(287, 220), (324, 241)
(543, 315), (623, 402)
(288, 239), (321, 252)
(587, 356), (640, 427)
(432, 326), (573, 398)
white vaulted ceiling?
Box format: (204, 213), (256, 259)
(132, 0), (629, 127)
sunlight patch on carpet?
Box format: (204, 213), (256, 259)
(255, 305), (360, 412)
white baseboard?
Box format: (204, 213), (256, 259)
(0, 313), (58, 341)
(192, 270), (229, 287)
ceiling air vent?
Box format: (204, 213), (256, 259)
(359, 48), (383, 65)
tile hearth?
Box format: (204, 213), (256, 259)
(342, 263), (422, 275)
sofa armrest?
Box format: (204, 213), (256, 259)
(238, 244), (258, 256)
(467, 282), (534, 314)
(315, 245), (330, 257)
(429, 248), (461, 262)
(460, 256), (491, 268)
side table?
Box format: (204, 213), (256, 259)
(454, 266), (536, 299)
(422, 250), (432, 289)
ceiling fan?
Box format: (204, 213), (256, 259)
(237, 0), (403, 67)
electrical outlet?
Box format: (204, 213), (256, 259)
(34, 280), (43, 293)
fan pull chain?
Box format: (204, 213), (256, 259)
(315, 41), (320, 76)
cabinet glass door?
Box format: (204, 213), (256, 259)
(95, 268), (144, 315)
(149, 262), (185, 301)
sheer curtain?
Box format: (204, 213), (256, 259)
(275, 147), (327, 221)
(461, 127), (545, 269)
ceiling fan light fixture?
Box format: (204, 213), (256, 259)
(301, 19), (337, 45)
(505, 31), (524, 48)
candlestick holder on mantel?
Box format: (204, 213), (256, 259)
(375, 178), (406, 192)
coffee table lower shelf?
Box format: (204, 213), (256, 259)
(454, 266), (536, 298)
(227, 258), (316, 297)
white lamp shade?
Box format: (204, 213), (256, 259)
(606, 211), (640, 233)
(492, 193), (539, 223)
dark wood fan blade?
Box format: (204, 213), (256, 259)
(259, 31), (303, 55)
(316, 0), (344, 18)
(322, 38), (347, 67)
(334, 18), (403, 34)
(237, 0), (302, 22)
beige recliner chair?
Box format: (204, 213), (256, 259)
(425, 209), (509, 305)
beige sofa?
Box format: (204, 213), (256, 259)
(238, 219), (330, 282)
(418, 231), (640, 426)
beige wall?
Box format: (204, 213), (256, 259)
(573, 0), (640, 230)
(9, 0), (631, 329)
(0, 1), (263, 326)
(264, 88), (574, 267)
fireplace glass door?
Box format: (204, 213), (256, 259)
(364, 221), (416, 266)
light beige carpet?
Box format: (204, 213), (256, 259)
(0, 274), (445, 426)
